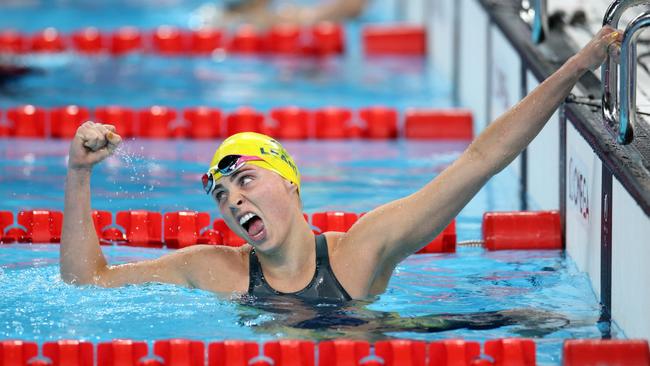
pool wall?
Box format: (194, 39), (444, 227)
(408, 0), (650, 340)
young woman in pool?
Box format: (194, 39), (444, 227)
(61, 27), (621, 302)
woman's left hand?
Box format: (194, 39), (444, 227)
(574, 26), (623, 71)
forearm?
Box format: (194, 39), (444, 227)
(470, 55), (587, 174)
(60, 168), (108, 284)
(309, 0), (366, 23)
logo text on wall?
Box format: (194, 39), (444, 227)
(568, 156), (590, 221)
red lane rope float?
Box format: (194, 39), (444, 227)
(115, 210), (163, 247)
(482, 211), (561, 251)
(267, 24), (302, 54)
(31, 28), (66, 53)
(360, 106), (398, 139)
(563, 339), (650, 366)
(50, 105), (91, 139)
(2, 339), (649, 366)
(264, 340), (315, 366)
(404, 109), (474, 140)
(484, 339), (536, 366)
(94, 106), (136, 138)
(183, 107), (222, 139)
(71, 27), (104, 54)
(0, 30), (26, 53)
(0, 23), (345, 57)
(6, 105), (47, 138)
(0, 105), (475, 140)
(225, 107), (267, 136)
(375, 340), (427, 366)
(154, 340), (204, 366)
(362, 25), (427, 56)
(110, 27), (143, 55)
(270, 106), (311, 140)
(0, 210), (457, 253)
(190, 28), (223, 55)
(42, 340), (94, 366)
(429, 339), (481, 365)
(208, 341), (259, 366)
(0, 340), (38, 366)
(311, 22), (345, 56)
(137, 106), (177, 138)
(97, 340), (148, 366)
(314, 107), (354, 139)
(318, 340), (370, 365)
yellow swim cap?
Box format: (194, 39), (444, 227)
(208, 132), (300, 191)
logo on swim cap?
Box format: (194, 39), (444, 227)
(208, 132), (301, 191)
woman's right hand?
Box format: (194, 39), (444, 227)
(68, 121), (122, 171)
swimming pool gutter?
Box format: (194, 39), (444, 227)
(477, 0), (650, 217)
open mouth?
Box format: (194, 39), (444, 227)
(239, 212), (266, 240)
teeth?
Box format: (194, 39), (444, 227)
(239, 213), (255, 226)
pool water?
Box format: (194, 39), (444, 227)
(0, 1), (620, 365)
(0, 243), (609, 365)
(0, 139), (616, 365)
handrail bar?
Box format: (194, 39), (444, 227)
(531, 0), (548, 43)
(618, 11), (650, 144)
(602, 0), (650, 144)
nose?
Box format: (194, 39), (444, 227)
(228, 189), (245, 209)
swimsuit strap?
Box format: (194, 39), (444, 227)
(248, 247), (263, 293)
(315, 233), (329, 265)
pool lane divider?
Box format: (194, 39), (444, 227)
(1, 338), (649, 366)
(0, 105), (474, 140)
(0, 24), (425, 57)
(482, 211), (562, 250)
(0, 209), (561, 252)
(0, 210), (454, 254)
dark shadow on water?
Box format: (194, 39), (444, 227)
(236, 295), (572, 341)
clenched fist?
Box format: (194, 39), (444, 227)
(68, 121), (122, 171)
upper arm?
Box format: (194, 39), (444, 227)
(336, 147), (492, 275)
(93, 245), (247, 292)
(94, 247), (196, 288)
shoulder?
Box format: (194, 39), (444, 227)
(173, 244), (252, 293)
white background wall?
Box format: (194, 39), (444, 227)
(612, 179), (650, 339)
(525, 72), (560, 210)
(488, 26), (523, 207)
(458, 0), (489, 131)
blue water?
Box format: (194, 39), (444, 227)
(0, 138), (613, 365)
(0, 243), (609, 365)
(0, 1), (616, 365)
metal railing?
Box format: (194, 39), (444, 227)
(602, 0), (650, 144)
(531, 0), (548, 44)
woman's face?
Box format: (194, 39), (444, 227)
(212, 164), (298, 252)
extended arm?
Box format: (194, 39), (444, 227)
(336, 27), (621, 295)
(225, 0), (366, 28)
(60, 122), (188, 287)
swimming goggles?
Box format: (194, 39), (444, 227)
(202, 154), (262, 195)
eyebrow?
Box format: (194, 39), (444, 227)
(212, 167), (253, 192)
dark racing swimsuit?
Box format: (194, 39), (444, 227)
(244, 236), (563, 335)
(248, 234), (352, 302)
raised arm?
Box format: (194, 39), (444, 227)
(60, 122), (190, 287)
(224, 0), (366, 28)
(335, 27), (621, 296)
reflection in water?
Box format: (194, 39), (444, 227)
(237, 295), (573, 341)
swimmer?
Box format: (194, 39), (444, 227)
(60, 27), (622, 305)
(195, 0), (366, 29)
